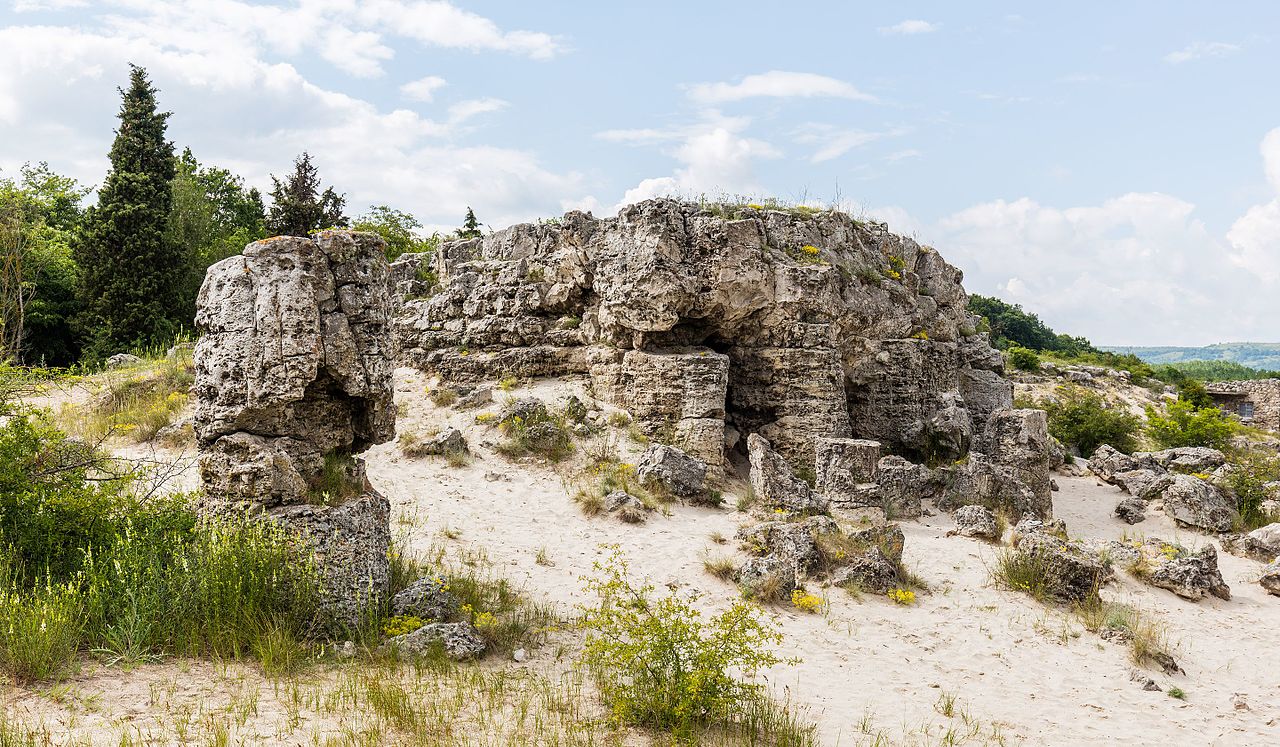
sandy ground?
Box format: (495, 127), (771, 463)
(5, 366), (1280, 745)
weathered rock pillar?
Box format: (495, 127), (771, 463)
(193, 231), (396, 632)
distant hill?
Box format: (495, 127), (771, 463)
(1102, 343), (1280, 371)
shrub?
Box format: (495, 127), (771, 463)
(580, 550), (812, 743)
(1224, 450), (1280, 529)
(789, 588), (823, 613)
(0, 575), (83, 684)
(1039, 386), (1140, 456)
(1007, 346), (1041, 372)
(1145, 400), (1234, 450)
(496, 408), (574, 462)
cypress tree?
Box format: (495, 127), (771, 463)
(460, 206), (482, 238)
(266, 152), (348, 237)
(76, 64), (181, 357)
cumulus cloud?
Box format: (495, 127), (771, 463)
(0, 11), (583, 230)
(400, 75), (448, 102)
(878, 20), (938, 35)
(1225, 128), (1280, 283)
(1164, 41), (1240, 64)
(687, 71), (875, 104)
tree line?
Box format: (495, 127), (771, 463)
(0, 65), (483, 367)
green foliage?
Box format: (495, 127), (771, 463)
(1175, 378), (1214, 408)
(266, 152), (347, 237)
(1007, 346), (1041, 372)
(168, 147), (266, 323)
(0, 574), (83, 684)
(353, 205), (439, 260)
(579, 550), (813, 744)
(1224, 450), (1280, 529)
(496, 406), (574, 462)
(968, 294), (1095, 355)
(1039, 386), (1141, 456)
(458, 206), (482, 239)
(1145, 400), (1234, 450)
(0, 162), (88, 366)
(76, 65), (186, 359)
(1153, 358), (1280, 382)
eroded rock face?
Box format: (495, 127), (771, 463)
(951, 504), (1001, 540)
(1162, 475), (1236, 533)
(392, 199), (1014, 470)
(194, 231), (397, 631)
(1146, 544), (1231, 601)
(748, 433), (827, 513)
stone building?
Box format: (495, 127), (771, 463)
(1205, 379), (1280, 431)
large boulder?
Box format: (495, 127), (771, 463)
(385, 621), (486, 661)
(1012, 528), (1107, 603)
(1145, 447), (1227, 474)
(814, 437), (881, 500)
(391, 199), (1015, 471)
(1261, 558), (1280, 596)
(636, 444), (707, 499)
(736, 515), (838, 571)
(748, 434), (827, 513)
(1088, 445), (1138, 482)
(1145, 544), (1231, 601)
(951, 504), (1001, 540)
(194, 231), (397, 630)
(1161, 475), (1237, 533)
(1238, 523), (1280, 561)
(1113, 469), (1175, 501)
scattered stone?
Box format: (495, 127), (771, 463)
(829, 549), (902, 594)
(636, 444), (706, 499)
(1129, 669), (1161, 692)
(483, 471), (509, 482)
(513, 648), (528, 663)
(747, 434), (827, 513)
(1260, 558), (1280, 596)
(105, 353), (143, 369)
(385, 621), (485, 661)
(1113, 469), (1175, 501)
(498, 397), (547, 424)
(1088, 445), (1138, 482)
(1147, 447), (1226, 474)
(1232, 693), (1250, 711)
(950, 505), (1001, 540)
(391, 577), (459, 621)
(406, 427), (467, 457)
(1115, 497), (1147, 524)
(454, 384), (494, 409)
(1161, 475), (1236, 533)
(603, 490), (648, 523)
(1145, 544), (1231, 601)
(562, 395), (588, 423)
(734, 555), (798, 600)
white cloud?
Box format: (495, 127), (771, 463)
(792, 123), (894, 163)
(319, 27), (394, 78)
(400, 75), (448, 102)
(878, 20), (938, 35)
(1164, 41), (1240, 64)
(0, 16), (583, 230)
(1225, 128), (1280, 283)
(612, 123), (780, 210)
(687, 71), (875, 104)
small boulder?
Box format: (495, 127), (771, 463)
(385, 621), (485, 661)
(1087, 445), (1137, 482)
(392, 577), (459, 621)
(829, 548), (902, 593)
(1148, 447), (1226, 474)
(950, 505), (1001, 541)
(734, 555), (797, 600)
(603, 490), (648, 523)
(405, 427), (467, 457)
(1162, 475), (1236, 533)
(1260, 558), (1280, 596)
(1113, 469), (1175, 501)
(498, 397), (547, 424)
(1146, 544), (1231, 601)
(106, 353), (143, 369)
(736, 516), (838, 571)
(454, 384), (494, 409)
(1013, 529), (1107, 603)
(1240, 523), (1280, 561)
(636, 444), (706, 498)
(747, 434), (827, 513)
(1115, 497), (1147, 525)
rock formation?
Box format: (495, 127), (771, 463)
(391, 199), (1019, 476)
(1089, 445), (1237, 533)
(194, 231), (397, 631)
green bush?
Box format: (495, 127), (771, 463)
(1145, 400), (1234, 450)
(0, 575), (83, 684)
(579, 550), (815, 744)
(1223, 450), (1280, 529)
(1007, 346), (1041, 372)
(1175, 379), (1214, 409)
(1039, 386), (1140, 456)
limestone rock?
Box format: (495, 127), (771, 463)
(829, 549), (903, 593)
(106, 353), (142, 369)
(1162, 475), (1236, 533)
(814, 437), (881, 501)
(1013, 529), (1107, 603)
(874, 455), (933, 518)
(1146, 545), (1231, 601)
(734, 555), (798, 600)
(1239, 523), (1280, 561)
(404, 428), (466, 457)
(603, 490), (648, 522)
(392, 577), (459, 621)
(1260, 558), (1280, 596)
(636, 444), (706, 499)
(1114, 469), (1175, 501)
(951, 504), (1001, 540)
(392, 199), (1015, 470)
(736, 516), (837, 572)
(1088, 445), (1138, 482)
(386, 621), (486, 661)
(194, 231), (397, 631)
(748, 433), (827, 513)
(1146, 447), (1226, 474)
(1115, 497), (1147, 525)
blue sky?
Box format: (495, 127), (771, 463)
(2, 1), (1278, 346)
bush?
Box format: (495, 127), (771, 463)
(1145, 400), (1234, 450)
(580, 550), (814, 744)
(1039, 386), (1140, 456)
(1224, 450), (1280, 529)
(496, 407), (574, 462)
(1007, 346), (1041, 372)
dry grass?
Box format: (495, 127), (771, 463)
(58, 354), (193, 443)
(702, 553), (737, 581)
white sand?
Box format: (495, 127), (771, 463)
(6, 366), (1279, 745)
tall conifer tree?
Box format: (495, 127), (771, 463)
(76, 65), (180, 356)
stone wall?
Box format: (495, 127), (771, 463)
(194, 231), (397, 631)
(392, 199), (1014, 469)
(1206, 379), (1280, 431)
